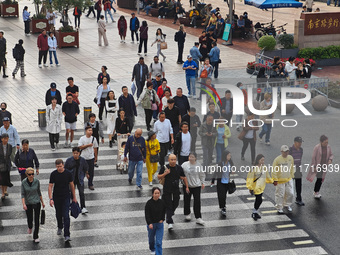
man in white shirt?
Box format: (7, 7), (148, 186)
(78, 126), (98, 190)
(154, 112), (174, 166)
(149, 56), (165, 79)
(174, 122), (191, 165)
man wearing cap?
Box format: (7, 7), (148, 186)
(289, 137), (305, 206)
(0, 102), (12, 124)
(45, 83), (62, 106)
(272, 145), (295, 214)
(132, 57), (149, 99)
(182, 55), (198, 98)
(149, 56), (165, 79)
(0, 117), (20, 165)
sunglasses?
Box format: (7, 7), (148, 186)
(27, 173), (34, 176)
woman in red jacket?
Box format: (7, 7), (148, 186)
(118, 16), (127, 43)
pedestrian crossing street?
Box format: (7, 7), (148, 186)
(0, 128), (328, 255)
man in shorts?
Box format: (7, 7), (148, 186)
(62, 94), (80, 147)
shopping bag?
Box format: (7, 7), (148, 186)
(131, 81), (136, 95)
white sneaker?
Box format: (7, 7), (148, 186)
(277, 209), (284, 214)
(314, 192), (322, 199)
(150, 251), (156, 255)
(168, 223), (173, 230)
(56, 64), (60, 66)
(187, 94), (192, 98)
(50, 64), (54, 67)
(64, 142), (69, 148)
(163, 56), (166, 62)
(259, 137), (263, 143)
(286, 206), (293, 212)
(38, 64), (42, 68)
(81, 207), (88, 214)
(131, 41), (134, 44)
(196, 218), (205, 225)
(266, 142), (270, 145)
(120, 40), (123, 43)
(185, 214), (191, 221)
(158, 15), (161, 19)
(162, 16), (165, 19)
(34, 238), (40, 243)
(149, 182), (153, 186)
(51, 148), (56, 151)
(43, 64), (48, 67)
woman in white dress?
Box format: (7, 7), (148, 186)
(46, 97), (63, 151)
(105, 90), (119, 148)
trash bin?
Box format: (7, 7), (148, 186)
(84, 107), (92, 123)
(38, 109), (46, 127)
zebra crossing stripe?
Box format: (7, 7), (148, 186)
(293, 240), (315, 245)
(226, 246), (328, 255)
(276, 224), (296, 229)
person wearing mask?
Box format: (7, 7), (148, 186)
(189, 42), (202, 77)
(289, 136), (305, 206)
(132, 57), (150, 99)
(48, 32), (59, 67)
(37, 30), (49, 68)
(48, 159), (77, 242)
(208, 41), (220, 79)
(105, 91), (119, 147)
(62, 94), (80, 148)
(15, 139), (40, 181)
(118, 86), (137, 131)
(181, 152), (205, 225)
(246, 154), (274, 220)
(173, 88), (190, 117)
(0, 117), (20, 165)
(218, 90), (233, 125)
(151, 28), (166, 61)
(65, 147), (89, 214)
(0, 134), (13, 200)
(45, 83), (62, 106)
(154, 112), (174, 167)
(46, 97), (63, 151)
(124, 129), (146, 189)
(21, 168), (45, 243)
(130, 13), (140, 43)
(118, 15), (127, 43)
(73, 5), (82, 29)
(145, 187), (166, 254)
(97, 65), (110, 85)
(272, 145), (295, 214)
(138, 21), (148, 56)
(174, 25), (186, 64)
(174, 122), (191, 165)
(66, 77), (80, 104)
(0, 102), (12, 124)
(215, 120), (231, 164)
(103, 0), (115, 23)
(23, 6), (31, 36)
(12, 39), (26, 78)
(149, 56), (165, 80)
(306, 135), (333, 199)
(182, 107), (201, 153)
(239, 113), (258, 163)
(199, 115), (217, 168)
(85, 113), (104, 167)
(98, 15), (109, 46)
(96, 76), (111, 121)
(259, 93), (274, 146)
(145, 131), (160, 186)
(158, 154), (189, 230)
(136, 81), (160, 131)
(183, 55), (198, 98)
(198, 58), (214, 99)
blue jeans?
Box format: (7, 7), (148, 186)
(54, 195), (70, 237)
(147, 222), (164, 254)
(145, 5), (152, 15)
(49, 51), (59, 65)
(259, 123), (272, 143)
(105, 9), (114, 22)
(215, 143), (225, 163)
(153, 110), (158, 120)
(86, 158), (95, 187)
(186, 75), (196, 96)
(128, 160), (143, 186)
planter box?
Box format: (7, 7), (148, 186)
(264, 48), (299, 59)
(117, 0), (136, 9)
(0, 3), (19, 17)
(246, 67), (257, 75)
(30, 19), (48, 34)
(316, 58), (340, 67)
(55, 30), (79, 49)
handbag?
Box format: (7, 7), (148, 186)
(160, 41), (167, 50)
(70, 201), (81, 219)
(40, 207), (45, 225)
(93, 97), (98, 104)
(147, 141), (159, 163)
(228, 180), (236, 194)
(218, 59), (222, 63)
(151, 103), (158, 111)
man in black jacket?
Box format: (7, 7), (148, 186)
(130, 13), (140, 43)
(45, 82), (62, 106)
(0, 31), (8, 78)
(218, 90), (233, 126)
(118, 86), (137, 131)
(174, 25), (186, 64)
(174, 88), (190, 117)
(12, 39), (26, 78)
(132, 57), (149, 99)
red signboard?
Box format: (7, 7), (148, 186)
(301, 12), (340, 35)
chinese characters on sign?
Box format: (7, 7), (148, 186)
(301, 12), (340, 35)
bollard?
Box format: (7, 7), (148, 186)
(84, 107), (92, 123)
(38, 109), (47, 127)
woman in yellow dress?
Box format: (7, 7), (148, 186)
(145, 130), (160, 186)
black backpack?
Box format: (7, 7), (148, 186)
(12, 47), (18, 60)
(174, 32), (179, 42)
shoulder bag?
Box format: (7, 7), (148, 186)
(159, 164), (169, 185)
(228, 179), (236, 194)
(133, 136), (145, 160)
(148, 141), (159, 163)
(160, 36), (167, 50)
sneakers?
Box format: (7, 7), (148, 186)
(81, 207), (88, 214)
(221, 208), (226, 216)
(12, 73), (15, 78)
(187, 94), (192, 98)
(89, 186), (95, 190)
(295, 200), (305, 206)
(38, 64), (42, 68)
(314, 192), (322, 199)
(259, 137), (263, 143)
(168, 223), (173, 230)
(241, 156), (245, 160)
(64, 142), (69, 148)
(51, 147), (56, 151)
(286, 206), (293, 212)
(128, 179), (132, 185)
(185, 214), (191, 221)
(162, 16), (165, 19)
(94, 163), (99, 167)
(266, 142), (270, 146)
(149, 182), (153, 186)
(145, 53), (147, 56)
(34, 238), (40, 243)
(251, 213), (258, 221)
(137, 185), (143, 190)
(150, 251), (156, 255)
(57, 228), (62, 235)
(277, 209), (284, 214)
(163, 56), (166, 62)
(196, 218), (205, 225)
(158, 15), (161, 18)
(43, 64), (48, 67)
(56, 64), (60, 66)
(50, 64), (54, 67)
(64, 236), (71, 242)
(131, 41), (134, 44)
(252, 212), (261, 220)
(28, 228), (32, 234)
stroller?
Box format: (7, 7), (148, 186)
(116, 134), (129, 174)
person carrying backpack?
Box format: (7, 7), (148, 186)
(12, 39), (26, 78)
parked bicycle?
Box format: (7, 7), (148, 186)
(254, 21), (287, 41)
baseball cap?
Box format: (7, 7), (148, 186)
(50, 82), (57, 89)
(2, 117), (10, 122)
(294, 136), (304, 143)
(281, 145), (289, 152)
(156, 73), (162, 77)
(187, 54), (192, 58)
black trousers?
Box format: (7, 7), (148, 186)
(241, 138), (256, 163)
(26, 203), (41, 239)
(295, 178), (302, 201)
(96, 10), (101, 22)
(144, 109), (153, 130)
(177, 43), (184, 62)
(254, 193), (263, 210)
(24, 20), (30, 34)
(183, 186), (202, 218)
(131, 30), (139, 42)
(74, 15), (81, 27)
(87, 6), (96, 17)
(38, 50), (48, 65)
(159, 142), (170, 167)
(211, 61), (219, 78)
(314, 178), (323, 192)
(138, 38), (148, 53)
(126, 115), (135, 132)
(49, 133), (60, 149)
(217, 180), (229, 209)
(74, 182), (85, 209)
(136, 80), (145, 99)
(178, 155), (189, 166)
(190, 134), (197, 153)
(162, 190), (180, 224)
(98, 97), (106, 120)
